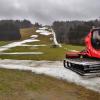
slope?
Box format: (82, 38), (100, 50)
(0, 26), (84, 60)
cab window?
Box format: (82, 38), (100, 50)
(92, 30), (100, 49)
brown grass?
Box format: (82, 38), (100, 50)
(0, 68), (99, 100)
(20, 27), (37, 40)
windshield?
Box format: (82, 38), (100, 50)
(92, 29), (100, 49)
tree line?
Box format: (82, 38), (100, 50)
(0, 19), (33, 40)
(52, 20), (100, 45)
(1, 19), (100, 42)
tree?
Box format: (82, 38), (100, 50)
(52, 20), (100, 45)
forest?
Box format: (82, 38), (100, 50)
(0, 19), (33, 40)
(52, 20), (100, 45)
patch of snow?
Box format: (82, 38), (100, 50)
(30, 35), (38, 38)
(0, 60), (99, 93)
(69, 50), (79, 52)
(36, 29), (52, 36)
(21, 38), (39, 43)
(50, 38), (53, 41)
(36, 27), (62, 47)
(21, 44), (47, 47)
(39, 32), (52, 36)
(0, 39), (40, 52)
(39, 27), (48, 30)
(0, 52), (43, 55)
(36, 30), (47, 33)
(36, 30), (43, 33)
(36, 27), (52, 36)
(33, 67), (100, 93)
(51, 29), (62, 47)
(64, 48), (79, 52)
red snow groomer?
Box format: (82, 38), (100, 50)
(64, 27), (100, 76)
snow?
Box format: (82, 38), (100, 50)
(30, 35), (38, 38)
(36, 27), (62, 47)
(40, 32), (52, 35)
(39, 27), (48, 30)
(0, 52), (43, 55)
(0, 59), (99, 93)
(36, 27), (52, 36)
(36, 29), (52, 35)
(21, 44), (46, 47)
(51, 29), (62, 47)
(0, 38), (40, 52)
(69, 50), (79, 52)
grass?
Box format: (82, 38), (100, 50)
(0, 41), (9, 46)
(20, 27), (37, 40)
(1, 44), (84, 60)
(0, 68), (99, 100)
(62, 44), (85, 51)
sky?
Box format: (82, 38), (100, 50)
(0, 0), (100, 25)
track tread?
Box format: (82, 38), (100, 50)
(64, 58), (100, 76)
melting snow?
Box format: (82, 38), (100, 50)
(39, 27), (48, 30)
(21, 44), (46, 47)
(0, 59), (99, 93)
(51, 29), (62, 47)
(69, 50), (79, 52)
(36, 29), (52, 35)
(30, 35), (38, 38)
(0, 38), (40, 52)
(0, 52), (43, 55)
(40, 32), (52, 35)
(36, 27), (62, 47)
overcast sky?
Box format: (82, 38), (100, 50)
(0, 0), (100, 25)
